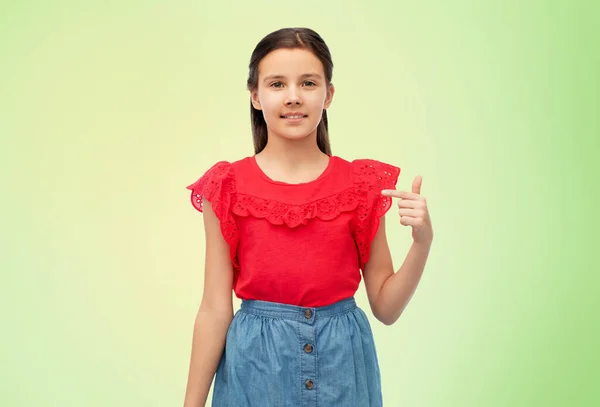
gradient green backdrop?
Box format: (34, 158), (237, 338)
(2, 1), (598, 406)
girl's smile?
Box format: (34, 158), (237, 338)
(281, 111), (308, 123)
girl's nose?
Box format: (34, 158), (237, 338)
(285, 93), (302, 106)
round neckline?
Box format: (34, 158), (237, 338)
(251, 154), (335, 186)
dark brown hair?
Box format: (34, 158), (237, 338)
(246, 27), (334, 155)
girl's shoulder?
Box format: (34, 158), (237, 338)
(187, 155), (400, 184)
(184, 158), (245, 214)
(336, 156), (401, 188)
(185, 155), (401, 214)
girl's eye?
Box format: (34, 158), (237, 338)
(269, 80), (316, 88)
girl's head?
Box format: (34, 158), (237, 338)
(247, 28), (335, 155)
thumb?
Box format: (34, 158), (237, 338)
(412, 176), (422, 194)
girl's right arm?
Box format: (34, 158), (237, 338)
(183, 198), (235, 407)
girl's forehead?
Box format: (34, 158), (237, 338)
(258, 48), (324, 77)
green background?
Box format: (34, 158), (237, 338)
(2, 1), (598, 405)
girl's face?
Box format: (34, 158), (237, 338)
(251, 48), (334, 144)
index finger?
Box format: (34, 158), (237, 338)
(381, 190), (421, 200)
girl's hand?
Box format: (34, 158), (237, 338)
(381, 176), (433, 245)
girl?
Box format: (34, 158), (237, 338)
(183, 27), (433, 407)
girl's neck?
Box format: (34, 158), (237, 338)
(258, 132), (328, 168)
(255, 131), (330, 183)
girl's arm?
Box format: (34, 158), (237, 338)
(183, 198), (234, 407)
(362, 216), (432, 326)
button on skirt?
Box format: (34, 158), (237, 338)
(212, 297), (383, 406)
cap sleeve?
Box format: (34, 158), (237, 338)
(352, 159), (401, 269)
(186, 161), (239, 268)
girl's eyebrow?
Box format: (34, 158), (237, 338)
(262, 73), (323, 83)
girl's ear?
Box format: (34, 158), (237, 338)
(250, 90), (262, 110)
(324, 83), (335, 109)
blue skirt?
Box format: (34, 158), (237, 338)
(212, 297), (383, 406)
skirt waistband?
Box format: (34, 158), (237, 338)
(239, 297), (357, 322)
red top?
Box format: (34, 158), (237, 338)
(186, 155), (400, 307)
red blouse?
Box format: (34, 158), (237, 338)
(187, 155), (400, 307)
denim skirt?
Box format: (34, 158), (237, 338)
(212, 296), (383, 406)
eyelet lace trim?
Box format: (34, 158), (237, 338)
(186, 161), (240, 269)
(187, 159), (400, 271)
(231, 189), (360, 227)
(352, 159), (401, 269)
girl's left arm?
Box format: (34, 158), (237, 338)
(362, 175), (433, 326)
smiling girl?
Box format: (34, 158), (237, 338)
(183, 27), (433, 407)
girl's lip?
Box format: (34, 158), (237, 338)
(281, 116), (306, 123)
(280, 112), (307, 118)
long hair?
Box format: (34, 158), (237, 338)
(246, 28), (334, 155)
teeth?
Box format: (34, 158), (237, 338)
(284, 115), (303, 119)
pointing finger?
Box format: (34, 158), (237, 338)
(381, 190), (422, 200)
